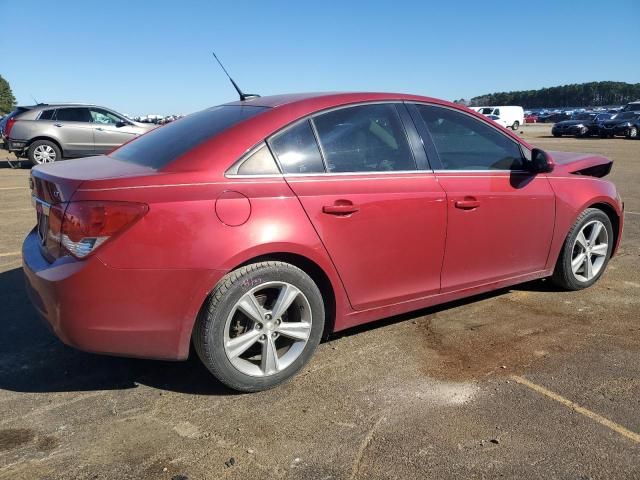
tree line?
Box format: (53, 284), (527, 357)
(0, 74), (16, 115)
(468, 81), (640, 108)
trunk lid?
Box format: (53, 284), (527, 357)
(548, 150), (613, 178)
(30, 155), (156, 203)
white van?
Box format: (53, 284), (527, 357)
(476, 106), (524, 130)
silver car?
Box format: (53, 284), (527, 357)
(5, 103), (155, 165)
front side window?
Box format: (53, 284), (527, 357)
(312, 104), (415, 173)
(269, 120), (325, 174)
(55, 108), (91, 122)
(416, 105), (524, 170)
(90, 108), (122, 124)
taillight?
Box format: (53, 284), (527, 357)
(47, 201), (147, 259)
(5, 117), (16, 137)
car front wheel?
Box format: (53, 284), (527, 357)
(627, 126), (638, 139)
(512, 121), (520, 130)
(27, 140), (61, 166)
(193, 261), (325, 392)
(551, 208), (614, 290)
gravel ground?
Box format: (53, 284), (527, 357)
(0, 125), (639, 479)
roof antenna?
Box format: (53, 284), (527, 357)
(30, 94), (40, 105)
(212, 51), (260, 101)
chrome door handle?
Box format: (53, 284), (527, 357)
(95, 127), (104, 131)
(53, 123), (63, 127)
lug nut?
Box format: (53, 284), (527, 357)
(271, 332), (277, 338)
(265, 313), (272, 320)
(275, 319), (281, 326)
(260, 334), (266, 340)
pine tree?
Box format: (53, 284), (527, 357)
(0, 75), (17, 115)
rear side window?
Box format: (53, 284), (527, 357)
(55, 108), (91, 122)
(227, 143), (280, 175)
(312, 104), (415, 173)
(111, 105), (268, 169)
(417, 105), (524, 170)
(39, 109), (55, 120)
(269, 120), (325, 174)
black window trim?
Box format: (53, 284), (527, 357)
(266, 101), (427, 177)
(407, 102), (531, 173)
(37, 109), (56, 121)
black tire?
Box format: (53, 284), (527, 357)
(551, 208), (614, 291)
(552, 132), (562, 137)
(626, 126), (638, 139)
(193, 261), (325, 392)
(512, 121), (520, 130)
(27, 140), (61, 166)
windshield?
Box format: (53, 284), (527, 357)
(572, 113), (594, 121)
(111, 105), (268, 169)
(615, 112), (638, 120)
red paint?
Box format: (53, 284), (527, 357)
(215, 191), (251, 226)
(23, 92), (623, 360)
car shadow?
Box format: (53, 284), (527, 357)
(0, 267), (235, 396)
(0, 266), (562, 396)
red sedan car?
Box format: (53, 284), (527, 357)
(23, 92), (623, 391)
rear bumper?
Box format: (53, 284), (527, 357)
(7, 138), (27, 152)
(22, 229), (224, 360)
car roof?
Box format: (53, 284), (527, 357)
(223, 91), (456, 109)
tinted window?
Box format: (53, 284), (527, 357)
(312, 104), (415, 173)
(55, 108), (91, 122)
(269, 120), (325, 174)
(417, 105), (524, 170)
(39, 109), (55, 120)
(234, 143), (280, 175)
(111, 105), (267, 169)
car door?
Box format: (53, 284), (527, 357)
(270, 103), (447, 311)
(409, 103), (555, 292)
(52, 107), (94, 156)
(90, 108), (139, 154)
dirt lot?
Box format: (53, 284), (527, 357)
(0, 125), (639, 479)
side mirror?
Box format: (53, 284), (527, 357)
(116, 120), (128, 128)
(530, 148), (554, 173)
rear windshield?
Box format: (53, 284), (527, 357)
(111, 105), (268, 169)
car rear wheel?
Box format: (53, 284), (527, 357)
(28, 140), (61, 166)
(193, 261), (325, 392)
(511, 121), (520, 130)
(551, 208), (613, 291)
(627, 126), (638, 139)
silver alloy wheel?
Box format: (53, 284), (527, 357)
(571, 220), (608, 282)
(630, 126), (638, 138)
(223, 281), (312, 377)
(33, 144), (57, 163)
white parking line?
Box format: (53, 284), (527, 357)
(625, 211), (640, 216)
(0, 187), (27, 191)
(512, 375), (640, 444)
(0, 251), (21, 258)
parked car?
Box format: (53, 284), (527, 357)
(597, 112), (640, 138)
(1, 106), (35, 149)
(621, 100), (640, 112)
(5, 103), (156, 165)
(23, 92), (623, 392)
(551, 113), (613, 137)
(524, 113), (538, 123)
(538, 112), (570, 124)
(476, 106), (524, 130)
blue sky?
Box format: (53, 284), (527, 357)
(3, 0), (639, 116)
